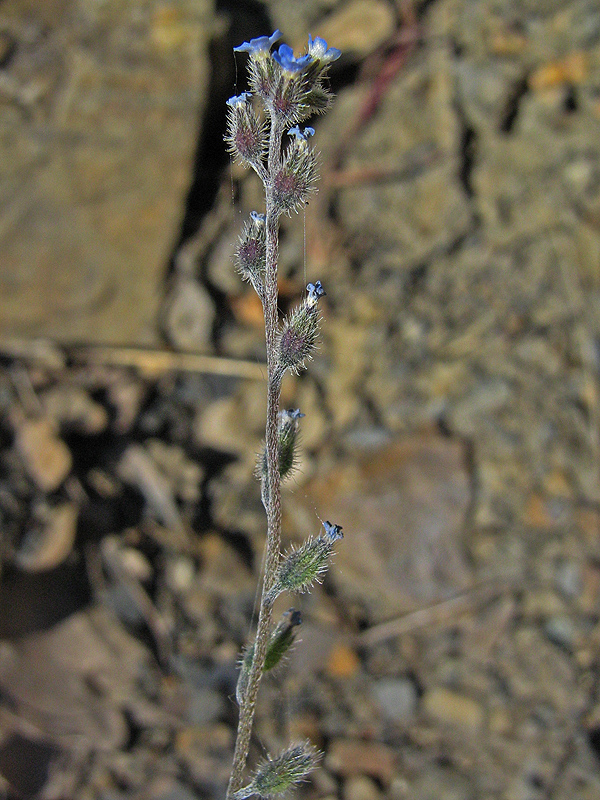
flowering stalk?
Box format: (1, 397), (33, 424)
(225, 31), (342, 799)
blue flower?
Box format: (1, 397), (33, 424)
(234, 30), (282, 55)
(307, 35), (341, 63)
(272, 43), (313, 74)
(250, 211), (265, 223)
(307, 280), (325, 304)
(226, 92), (252, 107)
(322, 520), (343, 542)
(284, 408), (305, 420)
(288, 126), (315, 141)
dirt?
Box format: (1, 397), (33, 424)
(0, 1), (600, 799)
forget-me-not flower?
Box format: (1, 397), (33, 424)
(307, 35), (342, 63)
(272, 43), (314, 74)
(234, 30), (282, 55)
(307, 281), (326, 305)
(322, 520), (343, 542)
(226, 92), (252, 108)
(284, 408), (305, 421)
(288, 126), (315, 141)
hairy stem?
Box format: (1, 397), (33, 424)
(226, 115), (284, 800)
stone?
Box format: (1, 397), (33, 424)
(326, 739), (396, 784)
(409, 765), (476, 800)
(554, 559), (584, 600)
(0, 606), (149, 751)
(15, 416), (72, 492)
(165, 557), (196, 595)
(326, 642), (361, 679)
(372, 678), (418, 722)
(422, 687), (484, 729)
(41, 386), (108, 435)
(194, 392), (261, 457)
(330, 52), (471, 273)
(543, 615), (578, 651)
(0, 0), (211, 346)
(186, 686), (223, 726)
(15, 501), (79, 573)
(311, 0), (395, 58)
(162, 277), (215, 352)
(344, 775), (382, 800)
(294, 434), (472, 621)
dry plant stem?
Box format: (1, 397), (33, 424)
(226, 116), (284, 800)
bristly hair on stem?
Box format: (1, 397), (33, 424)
(225, 30), (342, 800)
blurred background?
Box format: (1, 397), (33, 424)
(1, 0), (599, 798)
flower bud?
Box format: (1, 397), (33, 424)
(236, 609), (302, 704)
(264, 608), (302, 671)
(235, 211), (266, 297)
(233, 742), (321, 799)
(266, 520), (343, 605)
(272, 127), (318, 215)
(225, 93), (266, 170)
(276, 282), (324, 377)
(257, 407), (304, 486)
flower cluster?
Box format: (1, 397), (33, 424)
(231, 31), (340, 125)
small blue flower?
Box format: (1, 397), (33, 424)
(307, 280), (325, 305)
(272, 43), (314, 74)
(285, 408), (305, 420)
(226, 92), (252, 108)
(288, 126), (315, 141)
(307, 35), (342, 63)
(322, 520), (343, 542)
(250, 211), (266, 223)
(234, 30), (282, 55)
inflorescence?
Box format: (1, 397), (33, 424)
(226, 30), (342, 800)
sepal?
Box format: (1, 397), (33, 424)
(272, 127), (318, 215)
(235, 211), (267, 297)
(225, 94), (267, 170)
(236, 609), (302, 705)
(257, 408), (304, 502)
(266, 520), (343, 605)
(264, 608), (302, 671)
(232, 741), (321, 799)
(276, 282), (324, 377)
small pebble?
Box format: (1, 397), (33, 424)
(423, 687), (484, 729)
(326, 643), (361, 679)
(15, 417), (72, 492)
(119, 547), (153, 582)
(187, 687), (223, 726)
(166, 557), (196, 594)
(555, 560), (583, 600)
(344, 775), (382, 800)
(372, 678), (418, 722)
(326, 739), (395, 784)
(544, 615), (577, 650)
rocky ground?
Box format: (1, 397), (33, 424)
(1, 0), (600, 798)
